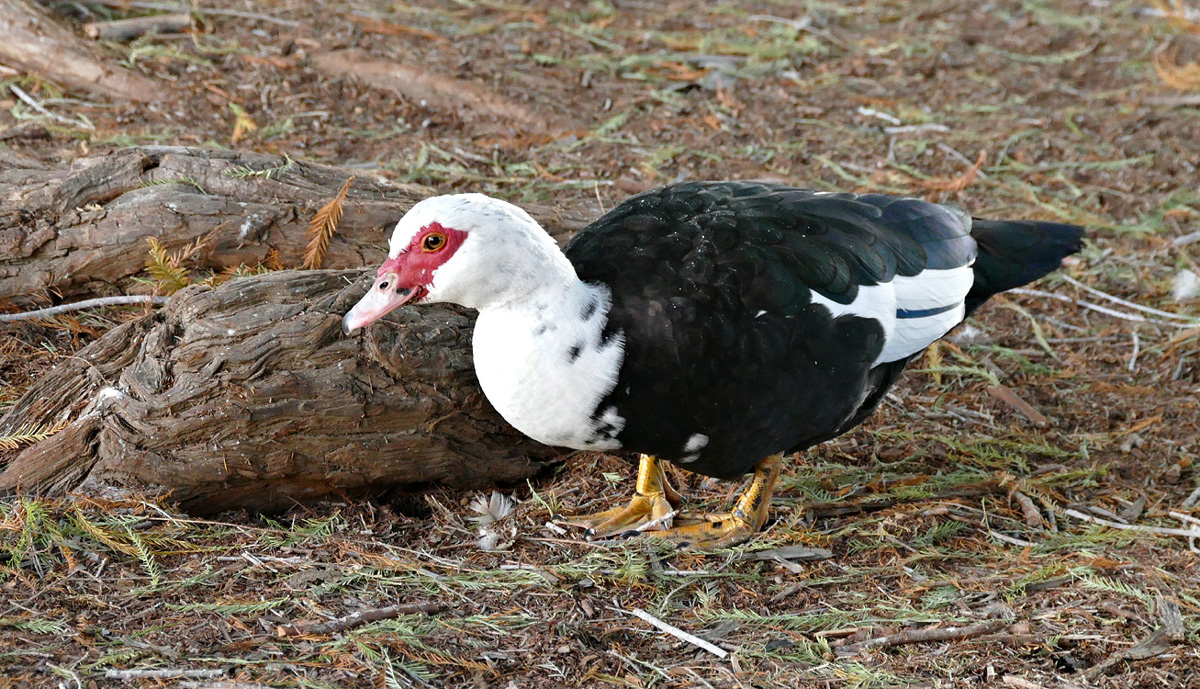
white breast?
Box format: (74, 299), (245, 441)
(471, 281), (626, 450)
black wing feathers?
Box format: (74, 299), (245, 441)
(560, 181), (1081, 479)
(563, 181), (980, 478)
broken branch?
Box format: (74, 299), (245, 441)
(838, 619), (1007, 655)
(277, 601), (444, 637)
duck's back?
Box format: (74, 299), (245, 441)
(564, 181), (978, 479)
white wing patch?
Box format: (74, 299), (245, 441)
(881, 265), (973, 362)
(809, 265), (975, 365)
(809, 282), (897, 344)
(892, 266), (974, 312)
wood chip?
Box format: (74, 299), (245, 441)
(986, 385), (1049, 426)
(1010, 490), (1043, 529)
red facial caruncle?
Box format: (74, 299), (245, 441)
(341, 222), (468, 333)
(376, 221), (469, 300)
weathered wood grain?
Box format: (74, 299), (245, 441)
(0, 270), (562, 513)
(0, 146), (586, 305)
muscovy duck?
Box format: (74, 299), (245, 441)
(343, 182), (1084, 547)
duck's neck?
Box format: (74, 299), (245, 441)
(471, 274), (626, 451)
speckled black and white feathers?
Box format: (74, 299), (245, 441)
(564, 181), (1082, 478)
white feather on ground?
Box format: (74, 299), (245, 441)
(470, 491), (517, 551)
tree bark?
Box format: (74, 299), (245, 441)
(0, 270), (562, 514)
(0, 146), (587, 306)
(0, 0), (164, 102)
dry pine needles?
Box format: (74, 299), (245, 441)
(302, 176), (355, 270)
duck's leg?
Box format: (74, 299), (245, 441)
(644, 453), (784, 549)
(563, 454), (682, 538)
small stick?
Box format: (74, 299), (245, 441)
(84, 13), (192, 41)
(0, 295), (168, 322)
(1128, 330), (1141, 372)
(885, 123), (950, 135)
(93, 1), (301, 26)
(856, 106), (901, 125)
(1182, 485), (1200, 509)
(1169, 512), (1200, 552)
(105, 668), (226, 680)
(986, 385), (1049, 426)
(937, 143), (990, 180)
(277, 602), (444, 636)
(179, 683), (274, 689)
(838, 619), (1006, 655)
(634, 509), (678, 532)
(1008, 288), (1197, 329)
(1061, 274), (1197, 324)
(1063, 508), (1200, 539)
(10, 84), (93, 130)
(989, 530), (1035, 548)
(618, 607), (728, 659)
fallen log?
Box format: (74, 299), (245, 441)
(0, 0), (164, 101)
(0, 269), (561, 514)
(311, 49), (576, 138)
(0, 146), (588, 305)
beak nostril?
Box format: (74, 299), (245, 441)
(379, 281), (390, 291)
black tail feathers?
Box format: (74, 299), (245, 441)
(966, 219), (1085, 314)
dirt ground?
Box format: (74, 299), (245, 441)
(2, 0), (1200, 687)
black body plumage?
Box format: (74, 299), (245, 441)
(563, 181), (1083, 479)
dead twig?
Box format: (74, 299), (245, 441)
(837, 619), (1007, 655)
(986, 385), (1049, 426)
(1060, 275), (1199, 325)
(634, 509), (678, 532)
(84, 13), (192, 41)
(736, 545), (834, 562)
(1063, 508), (1200, 541)
(616, 607), (729, 659)
(0, 0), (163, 101)
(1182, 485), (1200, 509)
(105, 668), (227, 680)
(10, 84), (93, 130)
(806, 480), (1004, 518)
(916, 150), (987, 192)
(0, 295), (168, 322)
(277, 601), (444, 636)
(1008, 288), (1199, 329)
(1085, 595), (1184, 679)
(348, 15), (446, 42)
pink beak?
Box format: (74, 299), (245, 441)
(342, 272), (422, 334)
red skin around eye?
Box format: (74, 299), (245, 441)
(377, 222), (468, 290)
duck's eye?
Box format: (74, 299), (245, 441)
(422, 232), (446, 252)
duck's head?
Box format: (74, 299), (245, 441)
(342, 193), (572, 333)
